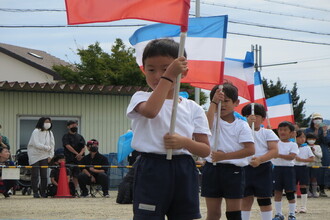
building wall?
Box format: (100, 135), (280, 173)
(0, 90), (132, 154)
(0, 53), (55, 83)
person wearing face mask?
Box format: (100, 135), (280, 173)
(306, 133), (323, 198)
(27, 117), (55, 198)
(304, 113), (330, 197)
(78, 139), (109, 197)
(62, 120), (86, 191)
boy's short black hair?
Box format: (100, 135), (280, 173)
(142, 39), (187, 66)
(241, 103), (266, 118)
(210, 82), (238, 102)
(278, 121), (295, 132)
(306, 132), (317, 139)
(296, 129), (304, 138)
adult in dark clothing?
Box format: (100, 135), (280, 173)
(62, 120), (86, 189)
(78, 139), (109, 197)
(0, 147), (15, 198)
(304, 113), (330, 197)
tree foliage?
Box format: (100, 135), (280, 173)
(53, 39), (207, 104)
(262, 77), (309, 127)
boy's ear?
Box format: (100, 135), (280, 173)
(234, 99), (240, 107)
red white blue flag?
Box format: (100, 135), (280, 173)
(129, 16), (228, 88)
(264, 93), (295, 128)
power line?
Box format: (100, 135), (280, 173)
(229, 20), (330, 36)
(196, 0), (330, 22)
(262, 0), (330, 13)
(227, 31), (330, 46)
(0, 8), (65, 12)
(1, 25), (329, 46)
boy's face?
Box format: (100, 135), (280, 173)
(220, 94), (239, 118)
(143, 56), (175, 90)
(277, 126), (293, 141)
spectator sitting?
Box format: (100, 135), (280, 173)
(78, 139), (109, 198)
(0, 147), (15, 198)
(48, 154), (75, 197)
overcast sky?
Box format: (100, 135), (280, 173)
(1, 0), (330, 119)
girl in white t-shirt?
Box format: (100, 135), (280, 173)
(294, 130), (314, 213)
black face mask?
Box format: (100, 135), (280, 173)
(90, 146), (98, 152)
(70, 127), (78, 133)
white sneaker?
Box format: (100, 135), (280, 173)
(300, 207), (307, 213)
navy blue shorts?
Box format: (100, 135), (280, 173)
(133, 153), (201, 220)
(273, 166), (296, 192)
(244, 161), (273, 198)
(295, 165), (309, 185)
(201, 162), (245, 199)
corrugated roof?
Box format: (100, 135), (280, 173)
(0, 81), (151, 95)
(0, 43), (70, 80)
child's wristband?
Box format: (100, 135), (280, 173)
(211, 101), (218, 105)
(160, 76), (174, 83)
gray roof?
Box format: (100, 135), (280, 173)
(0, 81), (151, 95)
(0, 43), (70, 80)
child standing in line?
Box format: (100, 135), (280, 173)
(202, 83), (255, 220)
(294, 130), (314, 213)
(272, 121), (299, 220)
(306, 133), (323, 198)
(241, 103), (279, 220)
(126, 39), (211, 220)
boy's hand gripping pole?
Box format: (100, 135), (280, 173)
(167, 32), (187, 160)
(213, 85), (223, 165)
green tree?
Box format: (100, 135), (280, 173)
(262, 77), (309, 127)
(53, 39), (207, 104)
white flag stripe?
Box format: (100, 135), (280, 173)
(134, 37), (226, 66)
(267, 104), (293, 118)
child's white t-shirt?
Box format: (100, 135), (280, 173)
(295, 146), (314, 166)
(253, 127), (279, 163)
(271, 141), (299, 167)
(126, 91), (211, 155)
(205, 116), (254, 167)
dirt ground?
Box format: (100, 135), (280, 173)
(1, 189), (330, 219)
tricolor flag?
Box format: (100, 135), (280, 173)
(236, 71), (268, 113)
(65, 0), (190, 31)
(129, 16), (228, 87)
(264, 93), (295, 128)
(223, 51), (255, 100)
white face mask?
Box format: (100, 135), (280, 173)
(44, 123), (51, 130)
(307, 140), (316, 145)
(313, 119), (322, 125)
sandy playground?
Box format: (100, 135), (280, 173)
(1, 189), (330, 220)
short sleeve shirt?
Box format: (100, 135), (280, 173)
(253, 128), (279, 162)
(62, 133), (86, 163)
(272, 141), (299, 166)
(295, 146), (314, 166)
(126, 91), (211, 155)
(206, 117), (254, 167)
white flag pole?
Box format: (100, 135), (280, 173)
(166, 32), (187, 160)
(213, 85), (223, 165)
